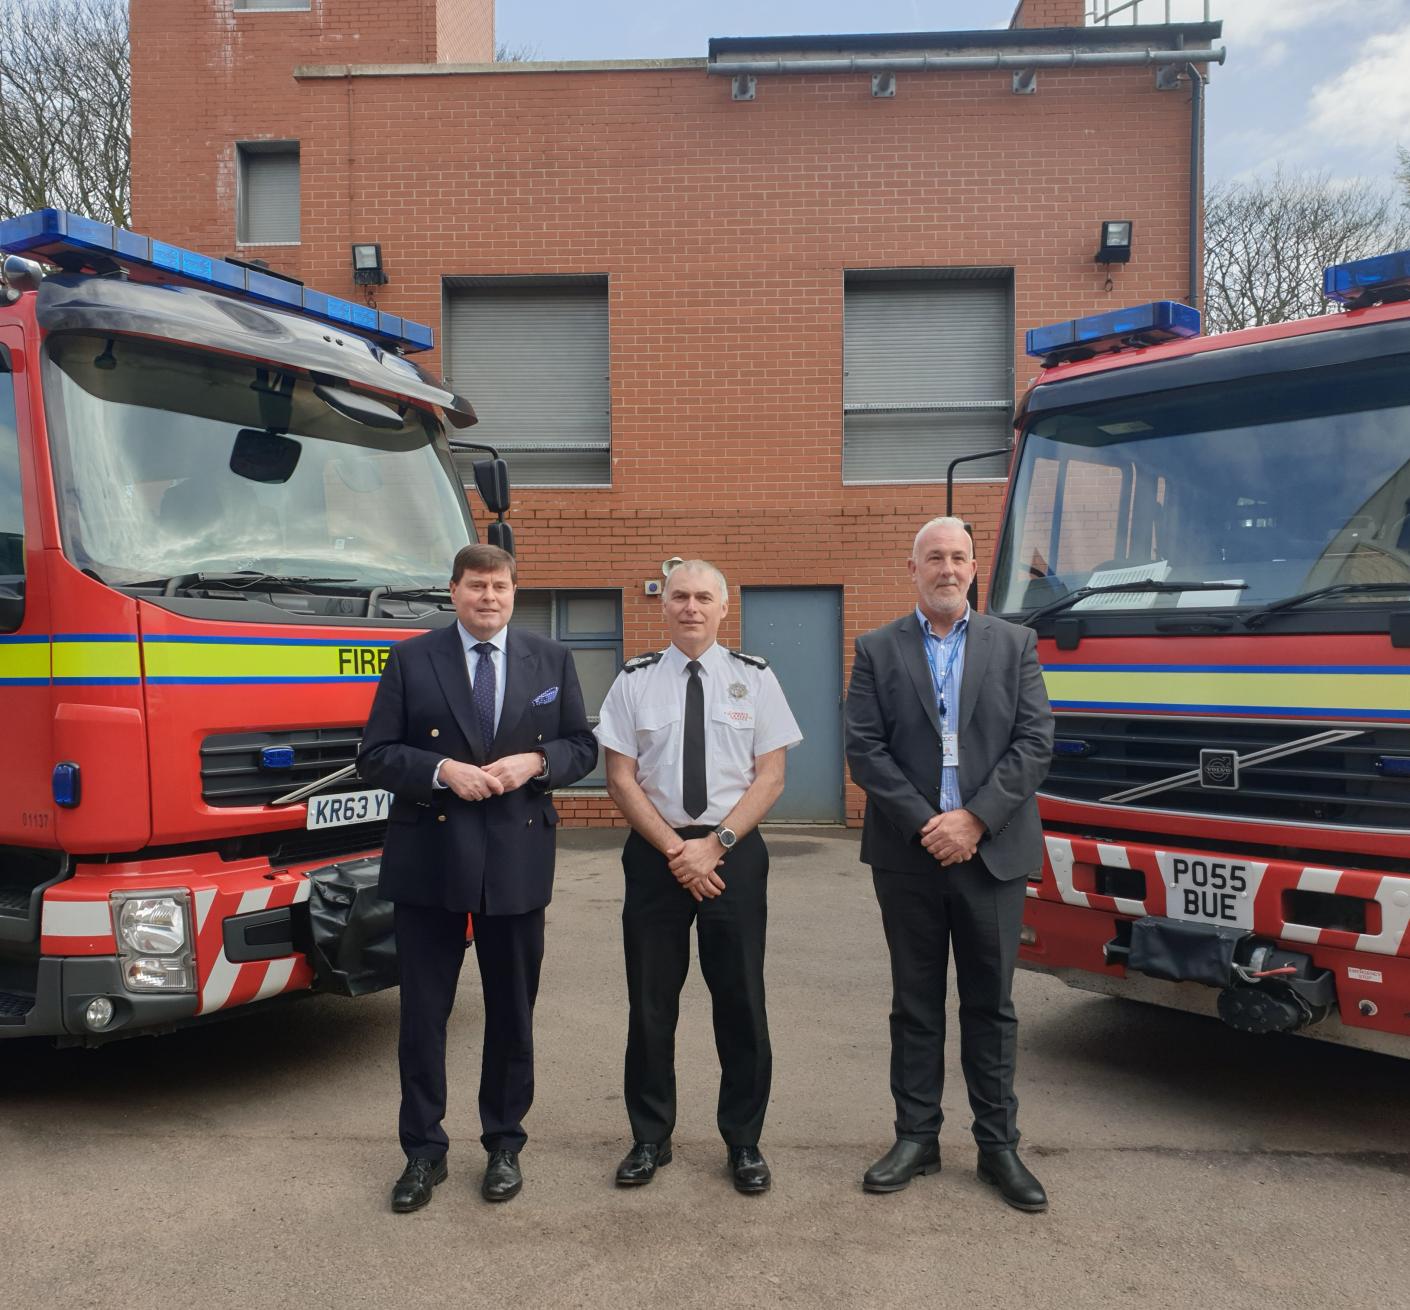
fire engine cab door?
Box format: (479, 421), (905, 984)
(0, 323), (57, 849)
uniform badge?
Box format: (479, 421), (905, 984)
(729, 682), (748, 700)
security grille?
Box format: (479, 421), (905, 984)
(1044, 714), (1410, 830)
(238, 143), (300, 244)
(201, 726), (362, 807)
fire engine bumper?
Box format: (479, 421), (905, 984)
(0, 956), (199, 1040)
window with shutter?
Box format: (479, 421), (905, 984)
(237, 143), (300, 245)
(843, 270), (1014, 484)
(444, 277), (610, 487)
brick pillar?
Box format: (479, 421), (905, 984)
(1010, 0), (1088, 27)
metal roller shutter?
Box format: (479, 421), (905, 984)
(238, 146), (300, 244)
(444, 279), (610, 487)
(843, 273), (1013, 484)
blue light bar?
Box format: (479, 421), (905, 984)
(0, 209), (434, 354)
(1376, 755), (1410, 778)
(260, 746), (296, 771)
(1025, 301), (1201, 361)
(1052, 738), (1093, 757)
(1323, 249), (1410, 306)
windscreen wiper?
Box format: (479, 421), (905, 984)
(121, 571), (357, 596)
(366, 584), (451, 617)
(1020, 579), (1248, 627)
(1241, 582), (1410, 629)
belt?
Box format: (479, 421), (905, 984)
(674, 825), (716, 839)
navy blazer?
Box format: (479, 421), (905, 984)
(358, 622), (598, 914)
(844, 609), (1054, 881)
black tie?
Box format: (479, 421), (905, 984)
(472, 642), (497, 751)
(683, 659), (707, 819)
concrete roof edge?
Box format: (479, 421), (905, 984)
(707, 23), (1222, 57)
(295, 58), (708, 79)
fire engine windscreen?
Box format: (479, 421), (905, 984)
(44, 334), (472, 589)
(990, 353), (1410, 623)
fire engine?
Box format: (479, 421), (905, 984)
(0, 209), (510, 1042)
(991, 253), (1410, 1056)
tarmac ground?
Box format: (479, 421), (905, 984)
(3, 827), (1408, 1309)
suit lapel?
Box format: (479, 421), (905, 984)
(489, 628), (535, 755)
(958, 612), (991, 736)
(429, 623), (485, 760)
(897, 613), (943, 740)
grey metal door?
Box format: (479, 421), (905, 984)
(741, 587), (844, 823)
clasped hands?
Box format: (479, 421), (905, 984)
(439, 753), (543, 802)
(920, 808), (985, 867)
(665, 836), (726, 903)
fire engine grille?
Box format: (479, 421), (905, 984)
(1042, 715), (1410, 831)
(0, 886), (31, 916)
(200, 727), (364, 807)
(0, 990), (34, 1020)
(266, 822), (387, 869)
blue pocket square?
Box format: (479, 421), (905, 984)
(531, 686), (559, 706)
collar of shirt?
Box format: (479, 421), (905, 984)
(456, 620), (509, 656)
(660, 640), (722, 676)
(916, 604), (969, 644)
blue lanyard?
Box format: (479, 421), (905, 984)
(922, 622), (965, 727)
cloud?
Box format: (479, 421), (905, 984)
(1305, 22), (1410, 155)
(1217, 0), (1403, 67)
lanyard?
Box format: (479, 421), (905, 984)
(922, 621), (965, 728)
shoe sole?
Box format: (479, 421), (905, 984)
(615, 1149), (673, 1186)
(862, 1160), (941, 1194)
(976, 1164), (1048, 1213)
(733, 1178), (771, 1194)
(391, 1160), (448, 1213)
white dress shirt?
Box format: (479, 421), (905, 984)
(594, 641), (803, 828)
(432, 621), (510, 787)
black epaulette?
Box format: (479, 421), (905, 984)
(729, 648), (769, 670)
(623, 650), (665, 673)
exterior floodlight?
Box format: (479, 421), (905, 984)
(1096, 220), (1133, 264)
(351, 242), (387, 286)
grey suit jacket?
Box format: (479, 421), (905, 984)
(844, 609), (1054, 880)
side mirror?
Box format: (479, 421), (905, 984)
(231, 429), (302, 484)
(473, 458), (511, 515)
(487, 520), (515, 556)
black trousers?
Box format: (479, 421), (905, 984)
(394, 901), (545, 1160)
(621, 827), (771, 1147)
(872, 859), (1027, 1152)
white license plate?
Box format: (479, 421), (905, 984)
(305, 788), (392, 830)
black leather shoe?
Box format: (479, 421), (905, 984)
(727, 1145), (771, 1194)
(481, 1149), (523, 1202)
(863, 1139), (941, 1193)
(615, 1139), (673, 1186)
(977, 1149), (1048, 1213)
(391, 1156), (447, 1213)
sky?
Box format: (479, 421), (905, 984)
(494, 0), (1410, 193)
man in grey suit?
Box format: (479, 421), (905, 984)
(845, 516), (1054, 1211)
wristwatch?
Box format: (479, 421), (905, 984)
(714, 826), (738, 849)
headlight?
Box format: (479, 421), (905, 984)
(110, 890), (196, 994)
(117, 897), (187, 956)
(124, 959), (195, 992)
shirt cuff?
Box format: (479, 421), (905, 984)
(432, 758), (450, 789)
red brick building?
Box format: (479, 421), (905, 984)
(130, 0), (1221, 824)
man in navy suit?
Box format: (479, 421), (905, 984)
(359, 543), (597, 1212)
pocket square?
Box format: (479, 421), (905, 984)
(531, 686), (559, 706)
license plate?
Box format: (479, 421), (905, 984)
(305, 788), (392, 830)
(1153, 851), (1267, 931)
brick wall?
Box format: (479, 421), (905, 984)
(1011, 0), (1088, 27)
(435, 0), (493, 63)
(130, 10), (1199, 826)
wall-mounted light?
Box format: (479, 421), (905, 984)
(1095, 221), (1133, 265)
(351, 242), (388, 285)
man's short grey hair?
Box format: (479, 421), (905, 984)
(665, 559), (728, 603)
(912, 516), (974, 560)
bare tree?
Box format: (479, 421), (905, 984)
(1203, 170), (1409, 334)
(0, 0), (130, 225)
(494, 41), (542, 63)
(1397, 144), (1410, 208)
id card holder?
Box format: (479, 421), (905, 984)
(942, 732), (959, 768)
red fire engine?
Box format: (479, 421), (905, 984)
(0, 209), (509, 1042)
(991, 254), (1410, 1057)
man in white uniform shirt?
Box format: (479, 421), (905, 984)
(595, 560), (802, 1193)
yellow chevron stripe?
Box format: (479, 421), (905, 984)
(0, 641), (48, 681)
(52, 640), (140, 681)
